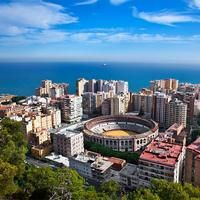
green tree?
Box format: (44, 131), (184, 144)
(0, 159), (18, 198)
(0, 119), (27, 177)
(0, 119), (27, 198)
(128, 189), (160, 200)
(183, 183), (200, 199)
(151, 179), (189, 200)
(20, 167), (85, 199)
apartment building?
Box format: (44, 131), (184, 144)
(138, 140), (185, 188)
(184, 137), (200, 186)
(165, 98), (187, 128)
(59, 95), (83, 123)
(53, 129), (84, 157)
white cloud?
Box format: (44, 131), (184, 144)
(132, 7), (200, 26)
(2, 28), (200, 45)
(75, 0), (98, 6)
(189, 0), (200, 8)
(110, 0), (130, 5)
(0, 1), (78, 36)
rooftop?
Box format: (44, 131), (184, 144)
(45, 153), (69, 167)
(72, 153), (96, 163)
(91, 157), (113, 172)
(53, 128), (82, 138)
(140, 140), (183, 167)
(119, 163), (138, 176)
(187, 137), (200, 154)
(0, 105), (11, 110)
(108, 157), (126, 165)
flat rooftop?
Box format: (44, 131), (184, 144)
(140, 140), (183, 167)
(119, 163), (138, 176)
(45, 153), (69, 167)
(187, 137), (200, 154)
(91, 157), (113, 172)
(53, 128), (82, 138)
(108, 157), (126, 165)
(72, 153), (96, 163)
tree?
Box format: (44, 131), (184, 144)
(0, 159), (18, 198)
(100, 180), (121, 200)
(20, 167), (85, 199)
(151, 179), (189, 200)
(128, 189), (160, 200)
(0, 119), (27, 198)
(0, 119), (27, 176)
(183, 183), (200, 199)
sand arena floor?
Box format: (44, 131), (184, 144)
(102, 130), (137, 137)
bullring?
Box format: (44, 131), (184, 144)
(83, 115), (159, 152)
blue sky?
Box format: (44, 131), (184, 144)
(1, 0), (200, 64)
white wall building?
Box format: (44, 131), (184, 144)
(60, 95), (83, 123)
(138, 140), (185, 188)
(166, 98), (187, 128)
(53, 129), (84, 157)
(153, 92), (170, 128)
(116, 81), (129, 94)
(119, 163), (139, 189)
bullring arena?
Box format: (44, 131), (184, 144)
(83, 115), (159, 152)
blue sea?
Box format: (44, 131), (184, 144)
(0, 62), (200, 96)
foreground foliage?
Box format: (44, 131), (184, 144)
(0, 119), (200, 200)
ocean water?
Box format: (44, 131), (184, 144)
(0, 62), (200, 96)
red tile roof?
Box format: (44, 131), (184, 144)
(140, 140), (183, 167)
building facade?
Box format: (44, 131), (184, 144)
(53, 129), (84, 157)
(138, 140), (185, 188)
(165, 98), (187, 128)
(59, 95), (83, 123)
(184, 137), (200, 186)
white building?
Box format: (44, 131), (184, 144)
(165, 98), (187, 128)
(53, 129), (84, 157)
(119, 163), (139, 189)
(111, 94), (126, 115)
(69, 153), (96, 179)
(82, 92), (97, 115)
(76, 78), (89, 96)
(60, 95), (83, 123)
(36, 80), (68, 98)
(132, 93), (153, 115)
(138, 140), (185, 188)
(69, 152), (113, 183)
(194, 100), (200, 116)
(153, 92), (170, 128)
(116, 81), (128, 94)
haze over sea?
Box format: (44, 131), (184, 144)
(0, 62), (200, 96)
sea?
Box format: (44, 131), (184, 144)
(0, 62), (200, 96)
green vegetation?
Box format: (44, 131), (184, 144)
(84, 141), (140, 164)
(126, 179), (200, 200)
(0, 119), (200, 200)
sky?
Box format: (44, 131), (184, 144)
(1, 0), (200, 64)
